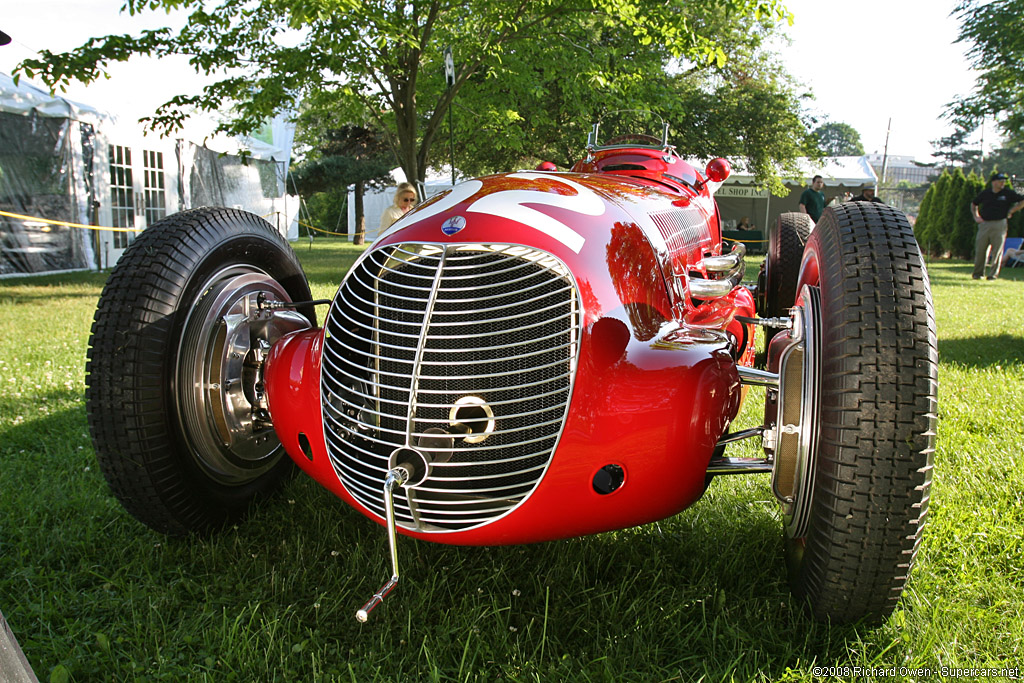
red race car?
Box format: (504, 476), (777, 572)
(86, 114), (936, 625)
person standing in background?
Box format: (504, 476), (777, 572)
(849, 185), (884, 203)
(380, 182), (418, 231)
(798, 175), (826, 222)
(971, 173), (1024, 280)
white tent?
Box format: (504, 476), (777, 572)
(0, 72), (109, 123)
(1, 72), (299, 276)
(713, 156), (879, 239)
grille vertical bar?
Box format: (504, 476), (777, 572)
(321, 243), (580, 531)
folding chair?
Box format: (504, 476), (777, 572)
(1004, 237), (1024, 268)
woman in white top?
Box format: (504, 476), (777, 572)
(380, 182), (418, 230)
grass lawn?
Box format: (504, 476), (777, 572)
(1, 237), (1022, 682)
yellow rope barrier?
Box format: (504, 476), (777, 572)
(0, 209), (141, 233)
(300, 219), (349, 237)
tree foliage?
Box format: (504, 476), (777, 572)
(984, 132), (1024, 181)
(440, 4), (814, 190)
(290, 124), (394, 238)
(290, 125), (394, 196)
(17, 0), (794, 185)
(913, 183), (936, 253)
(812, 122), (864, 157)
(947, 0), (1024, 140)
(949, 169), (984, 259)
(913, 167), (989, 259)
(914, 170), (950, 255)
(930, 128), (983, 173)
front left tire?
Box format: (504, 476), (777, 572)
(86, 208), (314, 536)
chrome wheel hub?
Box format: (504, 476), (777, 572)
(177, 267), (311, 485)
(778, 285), (822, 539)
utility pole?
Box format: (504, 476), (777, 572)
(444, 47), (456, 188)
(879, 117), (891, 201)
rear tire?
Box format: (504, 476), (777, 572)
(785, 203), (937, 623)
(759, 212), (812, 318)
(86, 208), (314, 536)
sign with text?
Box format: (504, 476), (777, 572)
(716, 185), (770, 199)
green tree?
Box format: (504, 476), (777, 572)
(938, 167), (966, 255)
(441, 4), (814, 189)
(913, 183), (937, 252)
(301, 189), (348, 237)
(918, 170), (952, 256)
(812, 122), (865, 157)
(931, 128), (982, 171)
(17, 0), (790, 186)
(951, 171), (984, 259)
(984, 133), (1024, 182)
(948, 0), (1024, 140)
(290, 123), (394, 244)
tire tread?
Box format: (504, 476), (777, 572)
(86, 208), (309, 536)
(790, 202), (937, 624)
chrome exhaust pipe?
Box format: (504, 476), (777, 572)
(690, 242), (747, 299)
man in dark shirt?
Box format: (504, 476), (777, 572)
(971, 173), (1024, 280)
(850, 185), (884, 203)
(799, 175), (826, 222)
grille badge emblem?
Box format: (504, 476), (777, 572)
(441, 215), (466, 236)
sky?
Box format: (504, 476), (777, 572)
(1, 0), (982, 162)
(775, 0), (980, 161)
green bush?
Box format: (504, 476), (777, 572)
(914, 183), (936, 252)
(951, 171), (985, 259)
(301, 188), (348, 237)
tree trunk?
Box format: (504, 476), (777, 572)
(354, 179), (366, 246)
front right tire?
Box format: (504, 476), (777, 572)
(783, 202), (937, 624)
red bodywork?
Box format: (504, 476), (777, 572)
(265, 145), (756, 545)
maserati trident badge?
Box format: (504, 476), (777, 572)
(441, 215), (466, 236)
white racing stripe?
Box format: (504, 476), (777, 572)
(384, 174), (602, 253)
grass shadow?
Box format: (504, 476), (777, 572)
(939, 333), (1024, 368)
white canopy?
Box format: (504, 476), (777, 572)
(0, 72), (110, 125)
(1, 72), (293, 164)
(709, 155), (878, 187)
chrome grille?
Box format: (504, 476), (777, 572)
(321, 243), (580, 532)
